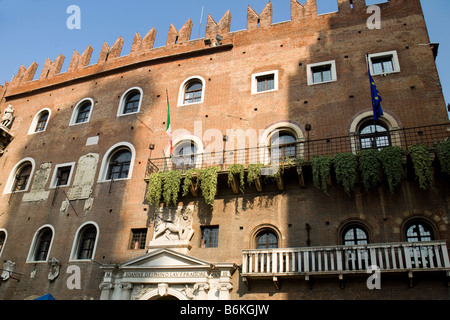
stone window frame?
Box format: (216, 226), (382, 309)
(177, 76), (206, 107)
(250, 224), (282, 249)
(117, 87), (143, 117)
(69, 98), (94, 126)
(69, 221), (100, 262)
(251, 70), (279, 95)
(28, 108), (51, 135)
(49, 162), (76, 189)
(98, 142), (136, 182)
(26, 224), (55, 263)
(200, 225), (219, 248)
(306, 60), (337, 86)
(368, 50), (401, 76)
(3, 157), (36, 195)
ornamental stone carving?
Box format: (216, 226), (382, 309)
(151, 206), (194, 243)
(48, 257), (61, 281)
(1, 260), (16, 281)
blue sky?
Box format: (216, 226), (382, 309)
(0, 0), (449, 115)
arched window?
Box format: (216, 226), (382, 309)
(256, 229), (278, 249)
(359, 121), (391, 150)
(71, 98), (93, 125)
(342, 224), (369, 245)
(107, 148), (132, 180)
(13, 162), (32, 192)
(173, 140), (198, 170)
(99, 143), (136, 182)
(28, 226), (54, 262)
(77, 225), (97, 260)
(178, 77), (205, 106)
(405, 220), (434, 242)
(270, 131), (297, 161)
(118, 88), (143, 116)
(184, 80), (203, 104)
(29, 109), (51, 134)
(0, 229), (7, 257)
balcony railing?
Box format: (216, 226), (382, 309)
(241, 241), (450, 288)
(146, 123), (450, 176)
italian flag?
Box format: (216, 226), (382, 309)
(166, 91), (173, 155)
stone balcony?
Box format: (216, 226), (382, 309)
(241, 241), (450, 289)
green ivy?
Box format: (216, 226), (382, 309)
(147, 172), (163, 205)
(435, 139), (450, 175)
(408, 144), (434, 190)
(198, 166), (220, 208)
(379, 146), (404, 194)
(247, 163), (263, 186)
(182, 168), (198, 197)
(333, 153), (357, 195)
(312, 155), (332, 194)
(228, 164), (245, 193)
(162, 170), (182, 206)
(358, 149), (381, 191)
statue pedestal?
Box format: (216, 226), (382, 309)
(147, 240), (192, 255)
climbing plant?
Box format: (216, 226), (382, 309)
(311, 155), (332, 194)
(198, 166), (220, 208)
(333, 152), (357, 195)
(408, 144), (434, 190)
(379, 146), (404, 194)
(146, 172), (163, 205)
(435, 139), (450, 176)
(358, 149), (381, 191)
(228, 164), (245, 193)
(162, 170), (182, 206)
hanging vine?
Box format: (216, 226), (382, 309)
(311, 156), (332, 194)
(247, 163), (264, 186)
(162, 170), (183, 206)
(228, 164), (245, 193)
(182, 168), (198, 197)
(435, 139), (450, 176)
(146, 172), (163, 205)
(333, 152), (357, 195)
(198, 166), (220, 208)
(379, 146), (404, 194)
(358, 149), (381, 191)
(408, 144), (434, 190)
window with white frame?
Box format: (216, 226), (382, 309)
(70, 98), (93, 125)
(251, 70), (278, 94)
(3, 158), (35, 194)
(98, 142), (136, 182)
(50, 162), (75, 188)
(307, 60), (337, 85)
(28, 108), (51, 134)
(118, 87), (143, 116)
(70, 222), (99, 261)
(27, 225), (54, 262)
(368, 50), (400, 75)
(178, 76), (206, 106)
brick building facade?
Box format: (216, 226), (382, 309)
(0, 0), (449, 300)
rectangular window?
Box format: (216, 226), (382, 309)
(251, 70), (278, 94)
(50, 162), (75, 188)
(368, 50), (400, 75)
(307, 60), (337, 85)
(129, 228), (147, 250)
(201, 226), (219, 248)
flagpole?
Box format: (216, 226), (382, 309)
(367, 54), (378, 148)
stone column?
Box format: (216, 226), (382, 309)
(99, 283), (113, 300)
(120, 283), (133, 300)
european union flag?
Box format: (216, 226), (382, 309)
(369, 68), (383, 122)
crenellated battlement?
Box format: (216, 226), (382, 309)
(2, 0), (422, 98)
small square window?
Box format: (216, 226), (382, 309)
(307, 60), (337, 85)
(251, 70), (278, 94)
(50, 163), (75, 188)
(368, 50), (400, 75)
(129, 228), (147, 250)
(201, 226), (219, 248)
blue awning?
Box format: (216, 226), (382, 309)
(34, 294), (55, 300)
